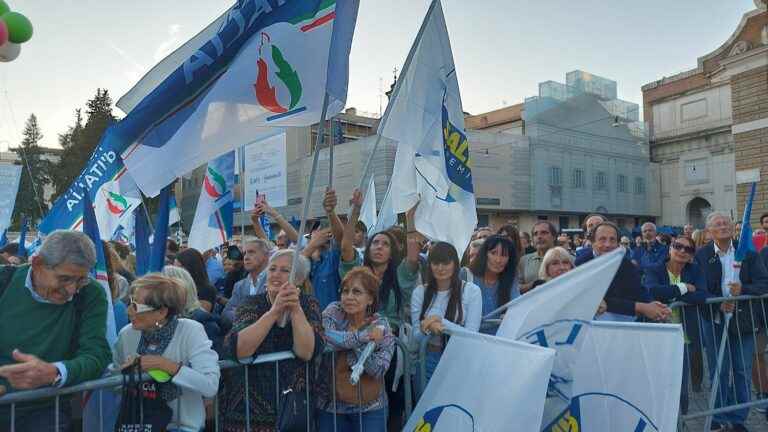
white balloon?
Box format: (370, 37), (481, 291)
(0, 42), (20, 62)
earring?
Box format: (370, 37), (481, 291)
(154, 321), (162, 329)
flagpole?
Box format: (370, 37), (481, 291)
(139, 194), (154, 235)
(239, 144), (247, 245)
(290, 92), (331, 284)
(354, 0), (439, 197)
(328, 117), (335, 189)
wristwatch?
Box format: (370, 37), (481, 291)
(51, 369), (63, 387)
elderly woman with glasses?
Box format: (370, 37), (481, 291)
(114, 274), (221, 432)
(219, 249), (324, 432)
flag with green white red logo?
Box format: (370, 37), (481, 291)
(120, 0), (360, 197)
(188, 151), (235, 253)
(93, 178), (141, 242)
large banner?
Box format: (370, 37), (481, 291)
(404, 329), (555, 431)
(243, 133), (288, 209)
(0, 164), (22, 232)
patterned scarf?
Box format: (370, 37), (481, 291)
(137, 316), (181, 402)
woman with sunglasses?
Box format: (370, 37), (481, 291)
(114, 274), (221, 432)
(643, 236), (709, 305)
(642, 235), (709, 415)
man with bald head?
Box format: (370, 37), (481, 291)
(631, 222), (668, 280)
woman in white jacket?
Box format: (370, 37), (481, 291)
(115, 274), (220, 432)
(411, 241), (482, 383)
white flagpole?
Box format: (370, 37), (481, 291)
(329, 117), (335, 189)
(281, 92), (332, 326)
(239, 145), (247, 245)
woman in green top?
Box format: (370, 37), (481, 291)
(340, 189), (422, 429)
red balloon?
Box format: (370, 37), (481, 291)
(0, 20), (8, 47)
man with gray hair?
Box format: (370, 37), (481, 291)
(222, 238), (274, 325)
(631, 222), (668, 279)
(0, 230), (111, 430)
(695, 212), (768, 431)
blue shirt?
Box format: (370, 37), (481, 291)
(311, 246), (342, 312)
(631, 241), (669, 277)
(206, 257), (225, 285)
(24, 267), (68, 386)
(470, 274), (520, 334)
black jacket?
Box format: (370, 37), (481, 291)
(575, 251), (650, 317)
(694, 241), (768, 332)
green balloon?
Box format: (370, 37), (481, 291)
(0, 1), (9, 17)
(2, 12), (32, 44)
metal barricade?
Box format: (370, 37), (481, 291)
(0, 339), (414, 432)
(673, 293), (768, 431)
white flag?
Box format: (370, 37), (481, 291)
(378, 0), (476, 256)
(370, 180), (398, 236)
(168, 195), (180, 227)
(188, 152), (235, 252)
(92, 178), (142, 241)
(496, 248), (624, 337)
(359, 175), (377, 236)
(122, 0), (359, 197)
(404, 329), (555, 432)
(540, 322), (683, 432)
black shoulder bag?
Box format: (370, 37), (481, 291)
(114, 358), (173, 432)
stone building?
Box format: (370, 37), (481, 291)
(641, 1), (767, 227)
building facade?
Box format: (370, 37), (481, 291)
(642, 2), (767, 227)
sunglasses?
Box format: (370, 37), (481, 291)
(128, 296), (157, 314)
(671, 242), (696, 255)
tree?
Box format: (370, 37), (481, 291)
(12, 114), (53, 227)
(50, 89), (117, 203)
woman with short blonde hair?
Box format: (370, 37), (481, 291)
(537, 247), (575, 282)
(114, 274), (220, 432)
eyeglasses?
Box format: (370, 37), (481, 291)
(128, 296), (157, 314)
(671, 242), (696, 255)
(46, 266), (90, 290)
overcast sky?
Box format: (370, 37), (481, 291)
(0, 0), (757, 148)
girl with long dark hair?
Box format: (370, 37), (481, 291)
(174, 248), (218, 313)
(411, 242), (481, 382)
(466, 235), (519, 334)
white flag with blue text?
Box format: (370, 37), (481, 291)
(539, 322), (683, 432)
(404, 329), (555, 431)
(495, 249), (682, 431)
(121, 0), (359, 197)
(378, 0), (476, 256)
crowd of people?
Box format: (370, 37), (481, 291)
(3, 190), (768, 431)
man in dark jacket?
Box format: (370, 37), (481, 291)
(695, 212), (768, 431)
(575, 221), (670, 322)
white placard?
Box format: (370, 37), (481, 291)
(243, 133), (288, 209)
(0, 164), (22, 232)
(736, 168), (761, 185)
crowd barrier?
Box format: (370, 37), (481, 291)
(413, 295), (768, 431)
(0, 339), (412, 432)
(7, 294), (768, 431)
(672, 293), (768, 430)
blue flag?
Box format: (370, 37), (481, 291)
(149, 185), (171, 273)
(0, 230), (7, 248)
(17, 216), (27, 258)
(135, 206), (151, 276)
(82, 186), (118, 345)
(735, 182), (757, 262)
